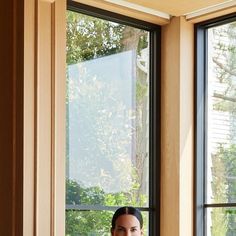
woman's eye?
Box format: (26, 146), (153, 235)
(117, 228), (125, 232)
(131, 228), (137, 232)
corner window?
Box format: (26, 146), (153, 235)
(66, 2), (161, 235)
(195, 14), (236, 236)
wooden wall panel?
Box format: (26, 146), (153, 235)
(161, 16), (194, 236)
(161, 17), (181, 236)
(36, 0), (66, 235)
(24, 0), (66, 235)
(37, 2), (53, 235)
(179, 17), (194, 236)
(53, 0), (66, 234)
(0, 0), (24, 235)
(24, 0), (36, 234)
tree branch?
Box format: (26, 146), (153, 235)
(213, 57), (236, 76)
(214, 92), (236, 103)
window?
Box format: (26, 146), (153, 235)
(66, 2), (161, 235)
(195, 14), (236, 236)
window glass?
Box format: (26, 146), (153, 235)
(206, 207), (236, 235)
(206, 20), (236, 235)
(66, 9), (151, 235)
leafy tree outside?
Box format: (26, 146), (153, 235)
(208, 21), (236, 235)
(66, 10), (150, 236)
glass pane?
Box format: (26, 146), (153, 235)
(66, 9), (150, 233)
(206, 207), (236, 236)
(66, 210), (148, 236)
(66, 210), (113, 236)
(206, 22), (236, 204)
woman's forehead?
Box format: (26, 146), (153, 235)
(115, 214), (140, 227)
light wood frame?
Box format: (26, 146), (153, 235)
(24, 0), (66, 235)
(1, 0), (236, 235)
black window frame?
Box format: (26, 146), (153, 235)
(195, 12), (236, 236)
(66, 1), (161, 235)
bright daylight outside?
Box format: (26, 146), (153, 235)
(206, 20), (236, 235)
(66, 9), (150, 235)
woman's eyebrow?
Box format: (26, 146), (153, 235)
(117, 225), (139, 229)
(117, 226), (126, 229)
(131, 226), (138, 229)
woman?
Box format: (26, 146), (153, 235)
(111, 206), (143, 236)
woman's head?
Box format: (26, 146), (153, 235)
(111, 206), (143, 235)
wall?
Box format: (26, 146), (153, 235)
(0, 1), (208, 236)
(0, 0), (66, 235)
(161, 17), (194, 236)
(0, 0), (24, 235)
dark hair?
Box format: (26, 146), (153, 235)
(111, 206), (143, 229)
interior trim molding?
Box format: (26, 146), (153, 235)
(72, 0), (170, 25)
(185, 0), (236, 20)
(104, 0), (171, 19)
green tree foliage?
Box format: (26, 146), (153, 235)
(66, 10), (149, 236)
(66, 179), (147, 235)
(66, 179), (111, 235)
(210, 22), (236, 235)
(67, 11), (125, 65)
(212, 22), (236, 113)
(211, 145), (236, 235)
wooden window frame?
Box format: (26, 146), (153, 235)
(195, 12), (236, 236)
(66, 2), (161, 235)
